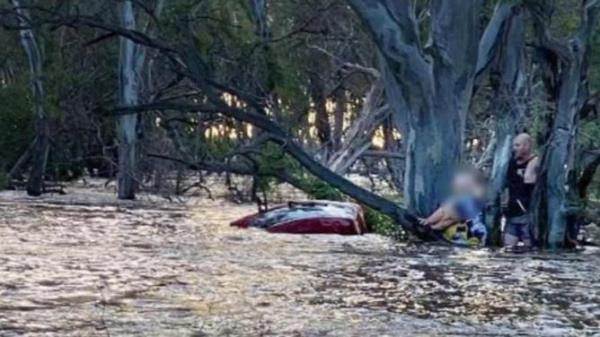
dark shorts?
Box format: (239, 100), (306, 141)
(505, 215), (532, 241)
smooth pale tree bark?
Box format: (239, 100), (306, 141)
(480, 4), (528, 245)
(117, 0), (141, 199)
(349, 0), (437, 215)
(529, 0), (600, 248)
(349, 0), (519, 215)
(11, 0), (50, 196)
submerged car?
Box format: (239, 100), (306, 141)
(230, 200), (367, 235)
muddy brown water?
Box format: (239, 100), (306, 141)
(0, 189), (598, 337)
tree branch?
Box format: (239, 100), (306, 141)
(117, 100), (431, 239)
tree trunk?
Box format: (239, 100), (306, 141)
(349, 0), (517, 216)
(543, 65), (586, 248)
(529, 0), (600, 248)
(332, 88), (345, 152)
(327, 80), (389, 174)
(309, 72), (332, 156)
(117, 0), (140, 200)
(578, 150), (600, 199)
(383, 116), (404, 192)
(407, 0), (482, 214)
(484, 5), (528, 245)
(11, 0), (50, 196)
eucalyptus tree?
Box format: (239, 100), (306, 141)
(117, 0), (164, 199)
(16, 0), (512, 240)
(347, 0), (522, 216)
(10, 0), (49, 196)
(16, 0), (600, 248)
(479, 4), (529, 244)
(116, 0), (139, 199)
(245, 0), (390, 174)
(527, 0), (600, 248)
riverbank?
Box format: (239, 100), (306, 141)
(0, 187), (598, 336)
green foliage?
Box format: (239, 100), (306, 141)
(204, 137), (239, 160)
(258, 143), (298, 175)
(0, 171), (9, 190)
(0, 84), (33, 172)
(579, 119), (600, 150)
(364, 208), (406, 240)
(304, 177), (344, 201)
(589, 29), (600, 92)
(550, 0), (582, 38)
(46, 140), (86, 181)
(579, 120), (600, 199)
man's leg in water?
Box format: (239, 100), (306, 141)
(504, 217), (520, 247)
(521, 221), (533, 247)
(503, 231), (519, 247)
(504, 215), (532, 247)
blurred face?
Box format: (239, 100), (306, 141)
(452, 172), (484, 197)
(512, 134), (532, 160)
(452, 174), (472, 195)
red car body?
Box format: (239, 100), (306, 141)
(230, 200), (367, 235)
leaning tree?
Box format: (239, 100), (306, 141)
(6, 0), (600, 248)
(8, 0), (521, 241)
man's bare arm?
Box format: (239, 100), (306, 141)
(524, 156), (540, 184)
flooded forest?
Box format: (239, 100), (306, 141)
(0, 0), (599, 336)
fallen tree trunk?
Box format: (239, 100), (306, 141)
(47, 8), (437, 240)
(118, 101), (432, 240)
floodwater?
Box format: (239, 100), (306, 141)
(0, 189), (598, 337)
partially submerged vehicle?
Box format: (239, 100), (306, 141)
(231, 200), (367, 235)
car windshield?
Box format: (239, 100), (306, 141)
(252, 203), (357, 228)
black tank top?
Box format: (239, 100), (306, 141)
(506, 156), (536, 217)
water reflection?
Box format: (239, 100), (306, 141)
(0, 190), (597, 336)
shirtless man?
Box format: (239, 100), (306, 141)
(504, 133), (540, 247)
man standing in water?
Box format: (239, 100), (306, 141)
(504, 133), (540, 247)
